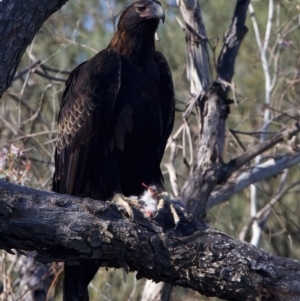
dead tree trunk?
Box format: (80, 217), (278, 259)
(181, 0), (251, 221)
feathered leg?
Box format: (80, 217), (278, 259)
(63, 262), (99, 301)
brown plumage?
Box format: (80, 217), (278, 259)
(53, 1), (174, 300)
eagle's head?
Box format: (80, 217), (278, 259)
(108, 0), (165, 57)
(119, 0), (165, 28)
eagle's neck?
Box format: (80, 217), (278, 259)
(108, 22), (157, 62)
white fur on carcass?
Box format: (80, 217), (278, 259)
(139, 189), (158, 218)
(129, 188), (158, 218)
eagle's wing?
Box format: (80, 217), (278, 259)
(154, 51), (175, 161)
(53, 49), (121, 196)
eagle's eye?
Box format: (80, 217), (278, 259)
(136, 5), (147, 13)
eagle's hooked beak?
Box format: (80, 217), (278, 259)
(137, 1), (165, 23)
(154, 2), (165, 23)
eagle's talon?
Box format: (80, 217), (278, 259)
(156, 192), (181, 228)
(111, 186), (182, 228)
(111, 194), (135, 221)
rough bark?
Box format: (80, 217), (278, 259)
(181, 0), (251, 220)
(181, 84), (230, 220)
(216, 0), (250, 84)
(0, 0), (69, 98)
(0, 180), (300, 301)
(176, 0), (211, 94)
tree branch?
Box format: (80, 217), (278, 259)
(176, 0), (212, 94)
(207, 152), (300, 210)
(239, 175), (299, 242)
(1, 180), (300, 301)
(181, 84), (230, 219)
(224, 124), (300, 178)
(12, 59), (41, 82)
(217, 0), (250, 84)
(0, 0), (69, 98)
(181, 0), (251, 220)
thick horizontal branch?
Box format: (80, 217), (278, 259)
(1, 180), (300, 301)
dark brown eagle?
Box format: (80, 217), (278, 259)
(53, 1), (175, 300)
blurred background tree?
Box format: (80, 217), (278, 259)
(0, 0), (300, 300)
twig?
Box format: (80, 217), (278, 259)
(0, 130), (57, 149)
(33, 70), (66, 82)
(164, 140), (180, 197)
(21, 84), (51, 125)
(227, 128), (247, 153)
(46, 266), (63, 301)
(40, 64), (71, 75)
(239, 173), (300, 242)
(12, 59), (41, 82)
(177, 0), (212, 94)
(183, 118), (193, 166)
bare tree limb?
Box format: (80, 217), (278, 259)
(12, 59), (41, 82)
(239, 173), (299, 242)
(181, 0), (251, 220)
(181, 84), (230, 220)
(0, 0), (69, 98)
(176, 0), (211, 94)
(248, 0), (274, 248)
(207, 152), (300, 210)
(164, 140), (180, 197)
(224, 125), (300, 178)
(0, 180), (300, 301)
(33, 70), (66, 83)
(217, 0), (250, 84)
(40, 64), (71, 75)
